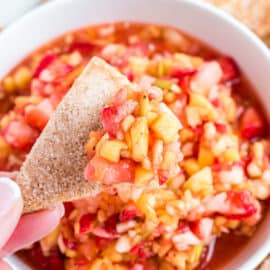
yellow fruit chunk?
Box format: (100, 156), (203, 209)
(130, 117), (149, 162)
(14, 67), (31, 90)
(139, 94), (150, 116)
(151, 113), (181, 143)
(0, 136), (10, 159)
(184, 167), (213, 196)
(162, 151), (177, 170)
(198, 145), (214, 167)
(219, 94), (236, 123)
(180, 128), (194, 142)
(135, 166), (153, 186)
(99, 140), (127, 163)
(223, 148), (240, 162)
(182, 158), (200, 176)
(128, 56), (149, 75)
(189, 93), (217, 120)
(121, 115), (135, 132)
(40, 225), (61, 255)
(2, 76), (16, 94)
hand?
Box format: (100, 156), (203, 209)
(0, 173), (65, 269)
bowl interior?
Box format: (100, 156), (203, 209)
(0, 0), (270, 269)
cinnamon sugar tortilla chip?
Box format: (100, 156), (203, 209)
(17, 57), (131, 213)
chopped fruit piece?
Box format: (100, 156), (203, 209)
(135, 166), (153, 186)
(33, 53), (57, 78)
(0, 136), (10, 159)
(130, 117), (149, 162)
(189, 93), (217, 120)
(25, 99), (54, 130)
(14, 67), (31, 90)
(223, 148), (240, 162)
(99, 140), (127, 163)
(240, 107), (264, 140)
(139, 94), (150, 116)
(3, 120), (39, 151)
(218, 56), (239, 83)
(198, 146), (214, 167)
(120, 205), (137, 222)
(151, 113), (181, 143)
(191, 218), (213, 241)
(184, 167), (213, 196)
(79, 213), (96, 234)
(182, 159), (201, 176)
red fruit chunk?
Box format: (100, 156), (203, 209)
(171, 69), (196, 91)
(68, 41), (96, 54)
(214, 122), (227, 133)
(131, 241), (153, 260)
(85, 156), (135, 184)
(218, 56), (239, 83)
(240, 107), (265, 140)
(25, 99), (54, 130)
(33, 53), (57, 78)
(3, 120), (39, 151)
(30, 243), (49, 268)
(95, 236), (111, 248)
(120, 205), (137, 222)
(101, 106), (119, 137)
(226, 190), (257, 219)
(48, 252), (65, 270)
(104, 213), (119, 233)
(63, 238), (77, 250)
(158, 170), (169, 185)
(191, 218), (213, 241)
(64, 202), (74, 217)
(79, 213), (96, 234)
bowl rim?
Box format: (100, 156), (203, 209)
(0, 0), (269, 269)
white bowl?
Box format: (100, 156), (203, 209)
(1, 0), (269, 269)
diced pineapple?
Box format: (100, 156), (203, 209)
(136, 193), (157, 221)
(198, 145), (214, 167)
(14, 67), (31, 90)
(151, 113), (181, 143)
(182, 159), (201, 176)
(223, 148), (240, 162)
(89, 259), (104, 270)
(219, 94), (236, 123)
(102, 244), (123, 262)
(0, 136), (10, 159)
(99, 140), (127, 163)
(185, 106), (202, 127)
(14, 96), (41, 107)
(121, 115), (135, 132)
(2, 76), (16, 94)
(162, 151), (177, 170)
(130, 117), (149, 162)
(135, 166), (153, 186)
(184, 167), (213, 196)
(189, 93), (217, 120)
(139, 94), (149, 116)
(146, 111), (158, 125)
(180, 128), (194, 142)
(129, 57), (149, 75)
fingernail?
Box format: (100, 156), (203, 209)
(0, 178), (23, 249)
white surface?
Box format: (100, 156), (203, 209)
(0, 0), (40, 27)
(0, 0), (269, 269)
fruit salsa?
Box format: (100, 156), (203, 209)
(0, 23), (269, 270)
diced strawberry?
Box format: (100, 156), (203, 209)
(218, 56), (240, 83)
(86, 156), (135, 184)
(171, 68), (197, 79)
(126, 71), (135, 82)
(214, 122), (227, 133)
(79, 213), (96, 234)
(3, 120), (39, 151)
(63, 238), (77, 250)
(68, 42), (96, 54)
(192, 61), (223, 88)
(33, 53), (57, 78)
(101, 106), (119, 136)
(25, 99), (54, 130)
(240, 107), (265, 140)
(48, 252), (65, 270)
(120, 205), (137, 222)
(158, 170), (169, 185)
(191, 218), (213, 241)
(226, 190), (257, 219)
(131, 241), (153, 259)
(64, 202), (74, 217)
(104, 213), (119, 233)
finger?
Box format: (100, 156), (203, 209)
(0, 260), (12, 270)
(1, 204), (64, 256)
(0, 177), (23, 250)
(0, 172), (18, 181)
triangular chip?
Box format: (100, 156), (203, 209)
(17, 57), (131, 213)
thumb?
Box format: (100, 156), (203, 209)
(0, 177), (23, 250)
